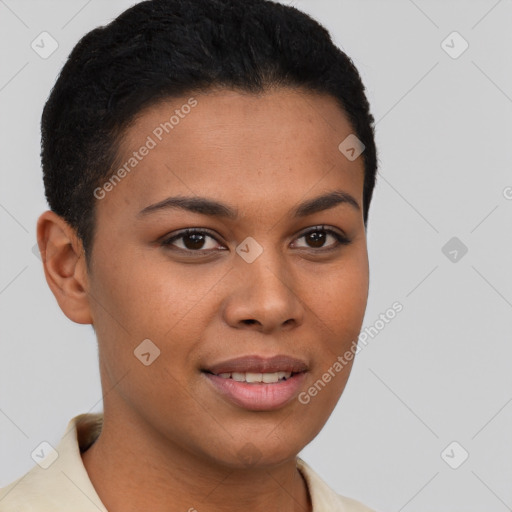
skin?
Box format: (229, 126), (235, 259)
(37, 87), (369, 512)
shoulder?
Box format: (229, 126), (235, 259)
(333, 494), (379, 512)
(0, 413), (106, 512)
(0, 465), (63, 511)
(296, 457), (378, 512)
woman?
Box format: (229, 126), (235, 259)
(0, 0), (379, 510)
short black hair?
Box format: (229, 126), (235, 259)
(41, 0), (378, 267)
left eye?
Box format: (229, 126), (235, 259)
(292, 227), (350, 250)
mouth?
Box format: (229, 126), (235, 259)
(202, 354), (308, 375)
(202, 370), (298, 384)
(201, 355), (308, 411)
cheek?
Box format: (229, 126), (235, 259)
(91, 251), (192, 335)
(90, 253), (223, 382)
(297, 268), (366, 434)
(313, 255), (368, 336)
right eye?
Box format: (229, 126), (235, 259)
(160, 228), (226, 254)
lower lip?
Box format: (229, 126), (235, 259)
(203, 372), (307, 411)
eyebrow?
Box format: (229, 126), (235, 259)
(137, 190), (360, 219)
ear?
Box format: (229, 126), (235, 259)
(36, 210), (93, 325)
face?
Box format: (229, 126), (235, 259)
(86, 87), (369, 468)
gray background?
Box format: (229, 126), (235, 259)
(1, 1), (511, 510)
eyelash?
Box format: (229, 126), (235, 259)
(159, 226), (351, 256)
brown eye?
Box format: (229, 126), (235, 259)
(181, 232), (208, 250)
(292, 226), (351, 251)
(304, 230), (327, 248)
(161, 229), (223, 253)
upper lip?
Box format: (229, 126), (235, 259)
(203, 355), (308, 375)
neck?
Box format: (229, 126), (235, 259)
(80, 409), (312, 512)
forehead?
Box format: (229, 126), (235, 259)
(97, 87), (365, 219)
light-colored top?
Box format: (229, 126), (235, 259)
(0, 413), (376, 512)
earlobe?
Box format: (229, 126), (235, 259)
(36, 210), (93, 325)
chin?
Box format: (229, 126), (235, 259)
(209, 436), (304, 471)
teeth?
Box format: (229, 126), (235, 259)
(246, 372), (262, 383)
(217, 371), (292, 383)
(262, 373), (279, 383)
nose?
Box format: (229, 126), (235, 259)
(221, 249), (305, 334)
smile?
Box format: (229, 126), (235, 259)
(211, 371), (292, 383)
(202, 370), (307, 411)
